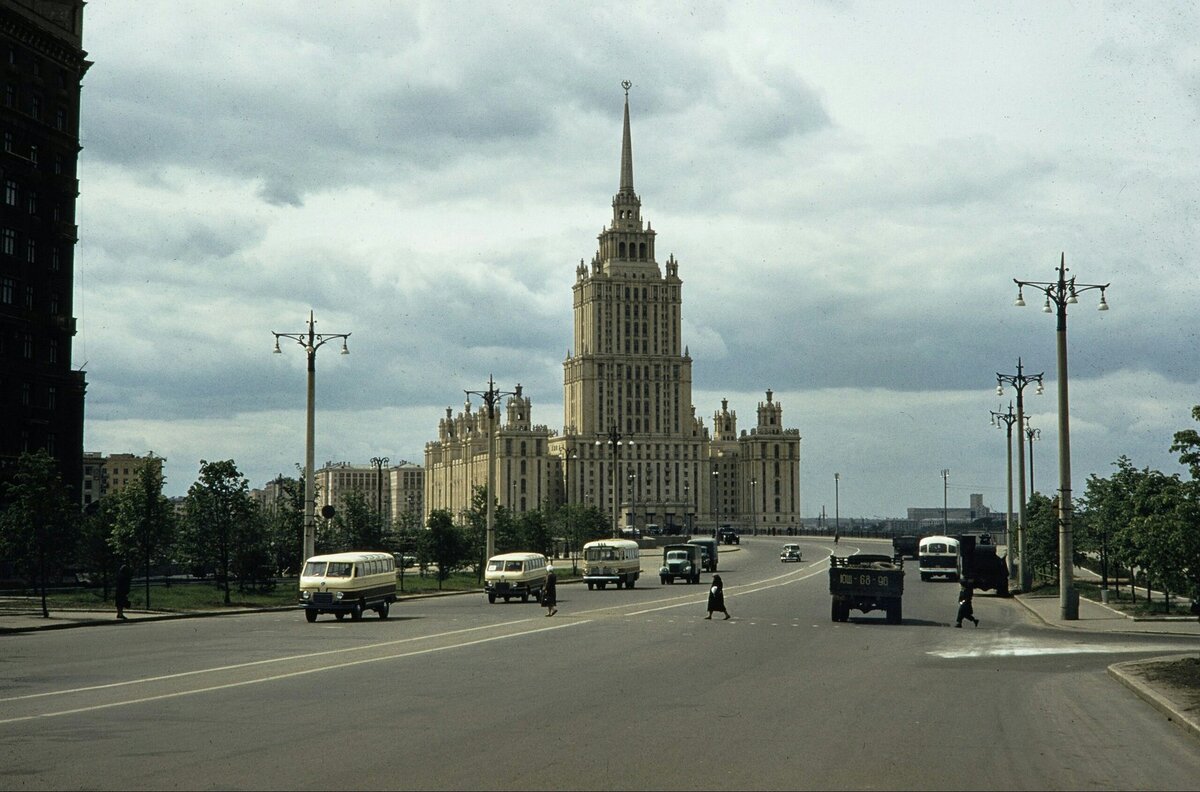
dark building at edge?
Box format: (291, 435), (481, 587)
(0, 0), (88, 501)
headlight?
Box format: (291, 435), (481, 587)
(335, 591), (344, 600)
(683, 563), (692, 571)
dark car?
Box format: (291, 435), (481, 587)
(717, 527), (740, 545)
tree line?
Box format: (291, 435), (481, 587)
(1022, 404), (1200, 610)
(0, 453), (614, 612)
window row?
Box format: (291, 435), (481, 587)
(0, 378), (60, 409)
(1, 228), (66, 268)
(3, 130), (74, 174)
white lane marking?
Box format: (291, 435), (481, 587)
(929, 641), (1190, 659)
(0, 620), (590, 726)
(0, 618), (539, 704)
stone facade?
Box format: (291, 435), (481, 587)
(0, 0), (89, 503)
(424, 86), (802, 532)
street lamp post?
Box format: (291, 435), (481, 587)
(1014, 252), (1110, 620)
(370, 456), (389, 543)
(750, 477), (757, 536)
(272, 310), (350, 563)
(596, 425), (630, 538)
(465, 375), (517, 562)
(834, 472), (840, 540)
(712, 470), (721, 534)
(941, 469), (950, 533)
(628, 471), (637, 534)
(401, 493), (413, 592)
(997, 358), (1044, 593)
(990, 403), (1019, 579)
(683, 481), (690, 535)
(1025, 420), (1041, 495)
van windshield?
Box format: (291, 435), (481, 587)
(585, 548), (618, 561)
(325, 562), (352, 577)
(302, 561), (326, 576)
(504, 561), (523, 572)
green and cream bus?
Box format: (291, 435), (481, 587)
(299, 552), (397, 622)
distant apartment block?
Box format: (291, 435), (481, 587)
(80, 451), (163, 506)
(315, 460), (425, 527)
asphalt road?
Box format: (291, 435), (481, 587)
(2, 538), (1198, 790)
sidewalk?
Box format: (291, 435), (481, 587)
(1013, 587), (1200, 743)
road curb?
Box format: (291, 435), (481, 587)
(1108, 656), (1200, 744)
(1011, 594), (1198, 638)
(0, 587), (493, 634)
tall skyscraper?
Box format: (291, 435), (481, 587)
(0, 0), (88, 500)
(426, 84), (802, 534)
(554, 83), (709, 533)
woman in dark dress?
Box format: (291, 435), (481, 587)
(956, 578), (978, 627)
(706, 574), (730, 620)
(542, 567), (557, 617)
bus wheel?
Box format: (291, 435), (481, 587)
(627, 577), (635, 589)
(350, 602), (363, 621)
(335, 612), (345, 621)
(587, 582), (594, 590)
(378, 602), (389, 619)
(521, 592), (529, 603)
(305, 610), (318, 623)
(487, 592), (496, 604)
(616, 580), (624, 589)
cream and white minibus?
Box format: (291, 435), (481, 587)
(484, 552), (549, 604)
(581, 538), (640, 590)
(299, 552), (397, 622)
(918, 535), (960, 582)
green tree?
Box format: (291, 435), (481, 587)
(181, 460), (257, 605)
(331, 489), (385, 550)
(1129, 469), (1194, 612)
(1023, 492), (1059, 582)
(1169, 404), (1200, 480)
(108, 456), (175, 609)
(516, 509), (553, 557)
(1079, 456), (1140, 591)
(76, 497), (119, 599)
(421, 509), (468, 589)
(0, 450), (76, 617)
(264, 476), (303, 576)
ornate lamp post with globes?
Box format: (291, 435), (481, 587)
(273, 310), (351, 563)
(990, 403), (1019, 579)
(1013, 252), (1110, 620)
(465, 375), (517, 562)
(996, 358), (1043, 593)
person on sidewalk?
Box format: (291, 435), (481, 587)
(706, 574), (731, 620)
(115, 563), (132, 621)
(956, 578), (979, 627)
(542, 566), (557, 617)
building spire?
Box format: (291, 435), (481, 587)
(619, 80), (634, 196)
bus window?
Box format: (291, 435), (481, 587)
(326, 562), (352, 577)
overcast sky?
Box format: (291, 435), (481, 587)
(75, 1), (1200, 518)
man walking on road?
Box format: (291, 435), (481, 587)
(115, 563), (132, 621)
